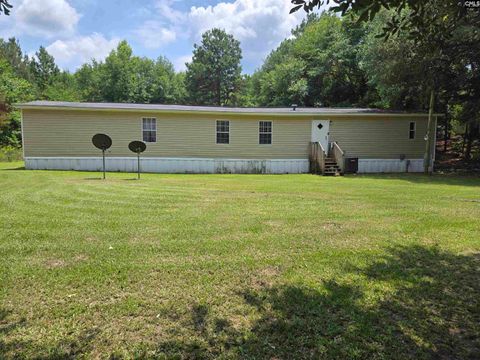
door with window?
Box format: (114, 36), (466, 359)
(311, 120), (330, 152)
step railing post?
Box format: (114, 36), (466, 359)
(331, 142), (345, 174)
(309, 141), (327, 175)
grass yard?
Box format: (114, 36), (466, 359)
(0, 162), (479, 359)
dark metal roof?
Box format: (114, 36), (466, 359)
(16, 101), (432, 116)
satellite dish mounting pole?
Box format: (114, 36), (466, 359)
(92, 134), (112, 180)
(102, 149), (106, 180)
(128, 141), (146, 180)
(137, 152), (140, 180)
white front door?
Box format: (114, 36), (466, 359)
(311, 120), (330, 152)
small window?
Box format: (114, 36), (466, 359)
(142, 118), (157, 142)
(259, 121), (272, 144)
(409, 121), (416, 139)
(216, 120), (230, 144)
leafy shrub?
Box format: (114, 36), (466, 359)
(0, 145), (22, 162)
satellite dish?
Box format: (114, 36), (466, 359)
(92, 133), (112, 179)
(128, 141), (147, 180)
(92, 134), (112, 151)
(128, 140), (146, 154)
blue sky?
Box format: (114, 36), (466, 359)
(0, 0), (323, 74)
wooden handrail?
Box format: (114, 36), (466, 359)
(318, 141), (327, 155)
(332, 141), (344, 156)
(331, 141), (345, 174)
(309, 141), (326, 174)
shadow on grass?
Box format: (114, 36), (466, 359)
(153, 245), (480, 359)
(2, 245), (478, 358)
(0, 307), (99, 359)
(352, 173), (480, 187)
(0, 308), (25, 336)
(84, 176), (141, 181)
(0, 166), (26, 171)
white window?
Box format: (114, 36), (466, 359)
(409, 121), (416, 139)
(216, 120), (230, 144)
(143, 118), (156, 142)
(259, 121), (272, 144)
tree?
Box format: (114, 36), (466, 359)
(100, 40), (134, 102)
(290, 1), (477, 38)
(0, 38), (32, 81)
(247, 38), (299, 106)
(293, 13), (369, 107)
(445, 11), (480, 160)
(250, 13), (372, 107)
(30, 46), (60, 92)
(127, 57), (157, 103)
(0, 60), (33, 147)
(254, 57), (308, 107)
(185, 28), (242, 106)
(151, 56), (187, 104)
(358, 10), (428, 110)
(0, 0), (12, 15)
(291, 0), (480, 171)
(43, 71), (81, 102)
(74, 41), (186, 104)
(75, 61), (104, 102)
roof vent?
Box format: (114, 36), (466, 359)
(291, 104), (298, 111)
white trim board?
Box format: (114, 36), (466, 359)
(24, 157), (309, 174)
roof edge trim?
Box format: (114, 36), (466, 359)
(15, 104), (442, 117)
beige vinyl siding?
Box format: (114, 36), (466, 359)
(329, 116), (428, 159)
(22, 109), (432, 160)
(22, 109), (311, 159)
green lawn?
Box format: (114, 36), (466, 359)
(0, 162), (479, 359)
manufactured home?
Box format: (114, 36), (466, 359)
(17, 101), (438, 174)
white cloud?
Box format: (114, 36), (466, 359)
(46, 33), (120, 70)
(138, 0), (314, 68)
(154, 0), (183, 23)
(186, 0), (305, 63)
(173, 54), (192, 72)
(16, 0), (80, 38)
(135, 20), (177, 49)
(0, 0), (119, 71)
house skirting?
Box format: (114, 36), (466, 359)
(358, 159), (424, 173)
(24, 157), (310, 174)
(24, 157), (426, 174)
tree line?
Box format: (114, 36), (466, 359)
(0, 4), (479, 160)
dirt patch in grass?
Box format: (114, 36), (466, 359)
(42, 254), (89, 269)
(322, 222), (343, 230)
(264, 219), (285, 228)
(44, 259), (67, 269)
(250, 266), (282, 290)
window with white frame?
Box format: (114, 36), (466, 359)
(409, 121), (416, 139)
(259, 121), (272, 144)
(216, 120), (230, 144)
(142, 118), (156, 142)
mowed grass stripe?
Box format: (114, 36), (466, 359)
(0, 162), (479, 359)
